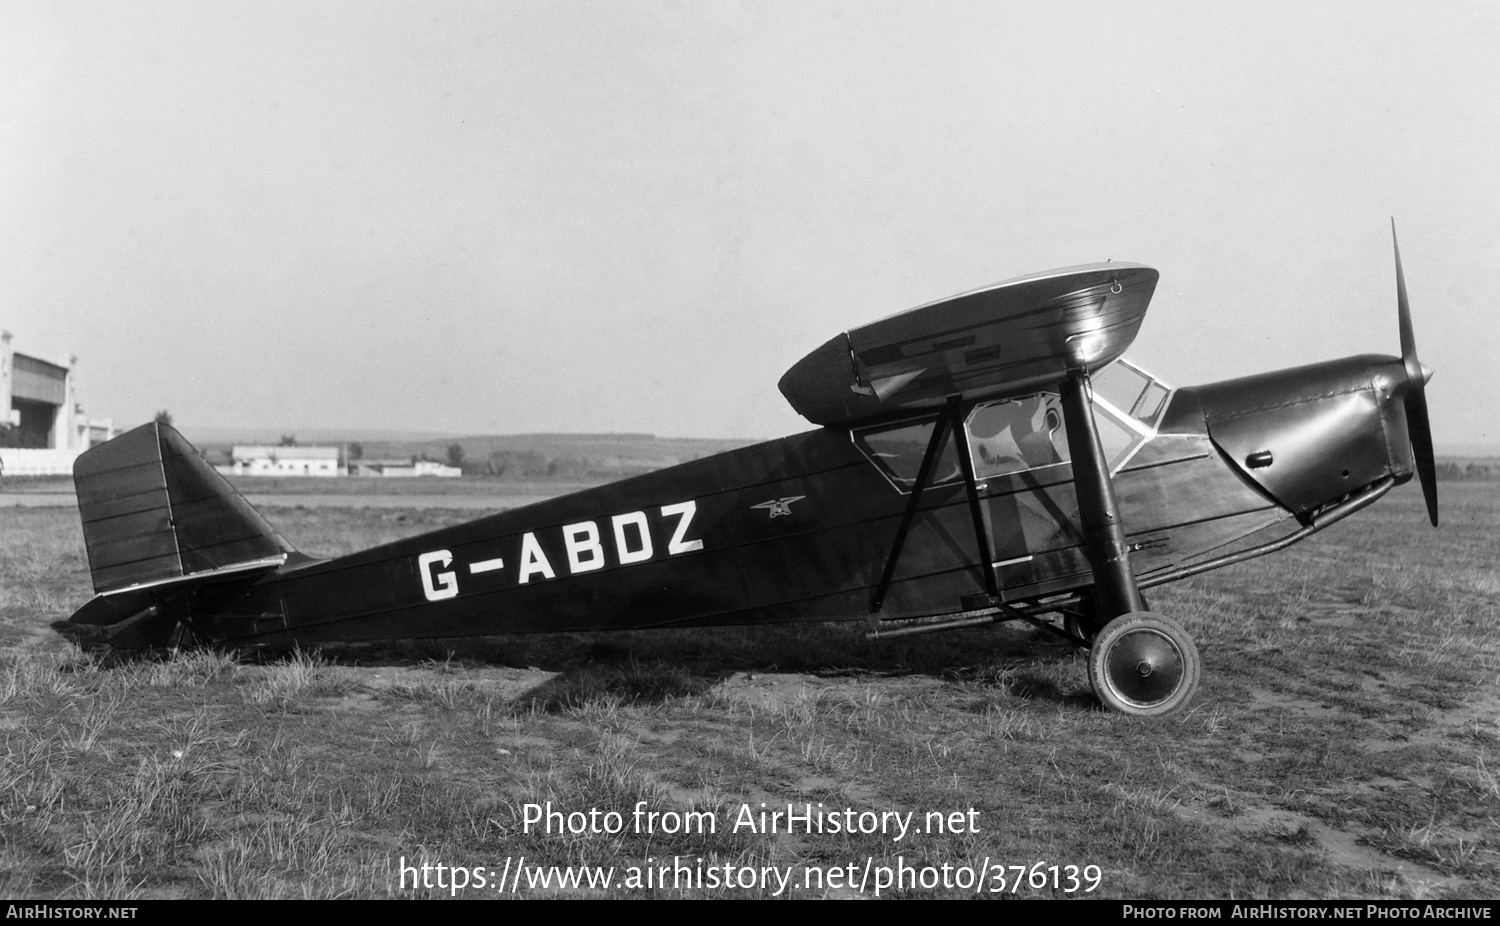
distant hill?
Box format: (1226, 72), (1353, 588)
(378, 433), (759, 479)
(1436, 456), (1500, 481)
(178, 430), (762, 481)
(386, 432), (752, 463)
(177, 427), (459, 446)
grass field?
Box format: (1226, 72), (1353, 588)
(0, 482), (1495, 899)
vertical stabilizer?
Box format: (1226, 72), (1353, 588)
(73, 423), (293, 594)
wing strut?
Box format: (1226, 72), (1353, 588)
(1058, 368), (1145, 624)
(868, 396), (1002, 615)
(868, 409), (952, 614)
(950, 396), (1000, 599)
(866, 370), (1144, 625)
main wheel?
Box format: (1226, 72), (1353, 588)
(1087, 612), (1200, 717)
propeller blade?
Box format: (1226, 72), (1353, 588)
(1392, 219), (1438, 526)
(1393, 220), (1421, 389)
(1406, 388), (1439, 526)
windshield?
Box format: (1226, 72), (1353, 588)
(1090, 358), (1171, 428)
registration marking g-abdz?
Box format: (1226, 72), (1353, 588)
(417, 500), (703, 602)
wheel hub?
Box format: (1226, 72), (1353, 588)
(1105, 628), (1184, 706)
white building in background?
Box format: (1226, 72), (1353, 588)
(350, 459), (462, 477)
(0, 331), (116, 476)
(226, 446), (343, 477)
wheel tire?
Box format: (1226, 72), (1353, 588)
(1088, 611), (1200, 718)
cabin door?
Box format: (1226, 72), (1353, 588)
(960, 386), (1159, 598)
(961, 394), (1083, 593)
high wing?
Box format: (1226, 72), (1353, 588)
(778, 262), (1159, 426)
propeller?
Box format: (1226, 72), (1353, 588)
(1392, 219), (1438, 526)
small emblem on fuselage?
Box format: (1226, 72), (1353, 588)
(751, 496), (805, 518)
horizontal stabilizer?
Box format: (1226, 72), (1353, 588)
(74, 423), (293, 594)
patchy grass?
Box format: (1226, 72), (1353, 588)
(0, 482), (1496, 898)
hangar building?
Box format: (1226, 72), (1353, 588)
(0, 331), (115, 475)
(224, 446), (343, 477)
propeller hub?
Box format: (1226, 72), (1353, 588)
(1420, 362), (1434, 386)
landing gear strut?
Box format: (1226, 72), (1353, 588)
(1059, 368), (1200, 718)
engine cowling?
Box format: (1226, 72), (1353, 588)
(1187, 354), (1416, 518)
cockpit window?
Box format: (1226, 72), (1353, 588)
(966, 394), (1070, 480)
(965, 382), (1151, 479)
(854, 360), (1171, 491)
(1087, 358), (1169, 471)
(1091, 359), (1171, 428)
(852, 417), (962, 491)
(1090, 402), (1141, 471)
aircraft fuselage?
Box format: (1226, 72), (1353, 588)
(146, 351), (1411, 649)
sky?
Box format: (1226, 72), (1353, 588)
(2, 1), (1496, 448)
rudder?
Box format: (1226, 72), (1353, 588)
(73, 422), (294, 594)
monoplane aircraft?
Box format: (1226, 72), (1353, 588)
(54, 225), (1437, 717)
